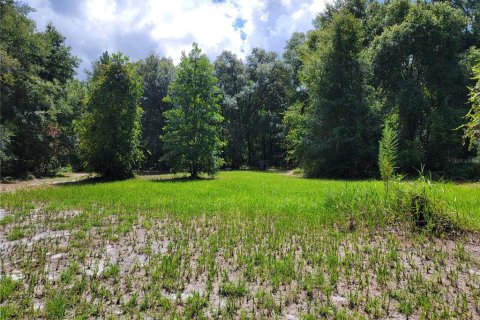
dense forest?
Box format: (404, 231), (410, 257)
(1, 0), (479, 180)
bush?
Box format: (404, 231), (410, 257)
(328, 175), (461, 235)
(392, 177), (461, 235)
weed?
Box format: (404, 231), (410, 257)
(6, 227), (24, 241)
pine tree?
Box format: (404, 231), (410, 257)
(161, 43), (224, 178)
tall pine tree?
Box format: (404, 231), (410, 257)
(162, 44), (224, 178)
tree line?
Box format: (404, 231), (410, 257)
(1, 0), (479, 180)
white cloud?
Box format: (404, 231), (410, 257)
(23, 0), (331, 79)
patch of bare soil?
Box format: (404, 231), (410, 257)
(0, 173), (90, 193)
(1, 207), (479, 318)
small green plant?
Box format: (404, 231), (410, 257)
(102, 263), (120, 279)
(464, 60), (480, 150)
(0, 215), (13, 226)
(6, 227), (24, 241)
(378, 123), (398, 185)
(219, 280), (247, 298)
(184, 292), (208, 319)
(0, 277), (20, 303)
(45, 293), (69, 319)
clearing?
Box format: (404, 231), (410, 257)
(0, 171), (479, 319)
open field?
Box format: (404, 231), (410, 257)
(1, 171), (480, 319)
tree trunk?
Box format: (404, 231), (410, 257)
(191, 165), (198, 179)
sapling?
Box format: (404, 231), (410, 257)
(378, 123), (398, 189)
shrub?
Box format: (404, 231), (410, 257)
(328, 174), (461, 235)
(392, 176), (461, 235)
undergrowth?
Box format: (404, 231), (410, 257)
(329, 174), (462, 236)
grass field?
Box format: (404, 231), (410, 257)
(0, 171), (480, 319)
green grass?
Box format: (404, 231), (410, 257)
(1, 170), (479, 229)
(1, 171), (378, 218)
(0, 171), (479, 319)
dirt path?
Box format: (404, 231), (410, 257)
(0, 173), (90, 193)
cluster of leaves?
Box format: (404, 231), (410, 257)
(0, 0), (81, 178)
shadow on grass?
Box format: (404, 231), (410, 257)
(56, 175), (132, 187)
(151, 175), (215, 183)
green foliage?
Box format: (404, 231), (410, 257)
(136, 53), (176, 169)
(282, 32), (308, 167)
(162, 43), (224, 177)
(214, 51), (248, 168)
(219, 281), (247, 298)
(392, 174), (461, 235)
(298, 10), (377, 178)
(465, 60), (480, 152)
(214, 48), (291, 169)
(59, 80), (88, 171)
(283, 102), (307, 165)
(284, 0), (479, 179)
(184, 292), (208, 319)
(0, 0), (79, 178)
(368, 1), (472, 176)
(378, 123), (398, 183)
(244, 48), (291, 167)
(0, 277), (20, 303)
(77, 52), (143, 179)
(2, 0), (480, 180)
(45, 292), (69, 319)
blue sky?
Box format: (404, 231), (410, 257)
(23, 0), (331, 79)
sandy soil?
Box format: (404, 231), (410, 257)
(0, 173), (90, 193)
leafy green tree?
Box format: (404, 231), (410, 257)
(435, 0), (480, 47)
(298, 10), (377, 177)
(214, 51), (248, 168)
(77, 53), (143, 179)
(39, 23), (79, 83)
(283, 102), (307, 165)
(214, 48), (290, 169)
(162, 43), (224, 178)
(282, 32), (308, 167)
(283, 32), (306, 95)
(136, 53), (176, 169)
(369, 1), (472, 176)
(58, 79), (87, 170)
(244, 48), (290, 167)
(0, 0), (79, 178)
